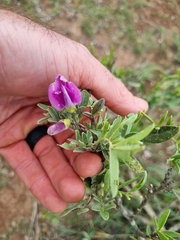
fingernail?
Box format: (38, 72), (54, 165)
(135, 97), (149, 112)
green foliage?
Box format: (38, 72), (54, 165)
(38, 74), (180, 238)
(154, 209), (180, 240)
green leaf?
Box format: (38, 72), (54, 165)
(163, 230), (180, 238)
(102, 121), (110, 136)
(109, 149), (119, 197)
(86, 131), (93, 143)
(125, 157), (145, 174)
(90, 129), (102, 138)
(130, 171), (147, 192)
(91, 205), (101, 212)
(59, 199), (87, 217)
(119, 173), (144, 189)
(157, 209), (171, 231)
(77, 208), (89, 215)
(37, 103), (50, 111)
(37, 117), (49, 124)
(48, 107), (59, 121)
(146, 225), (151, 236)
(123, 124), (155, 144)
(59, 142), (74, 150)
(104, 169), (110, 189)
(100, 210), (109, 220)
(92, 98), (105, 115)
(73, 148), (87, 152)
(104, 204), (116, 211)
(105, 116), (122, 139)
(76, 106), (86, 115)
(92, 194), (101, 204)
(143, 126), (179, 143)
(156, 111), (168, 127)
(79, 90), (90, 107)
(157, 231), (169, 240)
(168, 154), (180, 174)
(166, 115), (174, 126)
(75, 130), (81, 141)
(172, 189), (180, 200)
(82, 132), (88, 144)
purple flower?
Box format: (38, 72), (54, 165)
(48, 75), (82, 111)
(47, 119), (70, 136)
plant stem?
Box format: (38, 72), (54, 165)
(134, 168), (173, 216)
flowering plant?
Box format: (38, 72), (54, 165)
(38, 75), (180, 239)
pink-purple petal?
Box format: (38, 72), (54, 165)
(47, 121), (67, 135)
(48, 75), (82, 111)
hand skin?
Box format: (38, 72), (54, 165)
(0, 10), (148, 213)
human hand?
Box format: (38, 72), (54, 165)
(0, 10), (148, 213)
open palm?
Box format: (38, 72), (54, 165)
(0, 10), (148, 212)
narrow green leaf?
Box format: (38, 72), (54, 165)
(37, 103), (50, 111)
(143, 126), (179, 143)
(172, 159), (180, 174)
(130, 171), (147, 191)
(146, 225), (151, 236)
(172, 189), (180, 200)
(109, 149), (119, 197)
(75, 130), (81, 141)
(157, 231), (169, 240)
(163, 230), (180, 238)
(59, 200), (86, 217)
(105, 116), (122, 139)
(168, 153), (180, 174)
(37, 117), (49, 124)
(166, 115), (173, 126)
(102, 121), (110, 136)
(73, 148), (87, 152)
(82, 132), (88, 144)
(156, 111), (168, 127)
(119, 173), (144, 189)
(59, 143), (74, 150)
(87, 131), (93, 143)
(157, 209), (171, 231)
(104, 169), (110, 189)
(121, 113), (138, 126)
(124, 124), (155, 144)
(92, 194), (101, 204)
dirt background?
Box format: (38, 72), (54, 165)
(0, 0), (180, 239)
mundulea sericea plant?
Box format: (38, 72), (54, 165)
(38, 75), (180, 239)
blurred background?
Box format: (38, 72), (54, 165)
(0, 1), (180, 239)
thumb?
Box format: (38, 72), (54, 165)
(67, 48), (148, 116)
